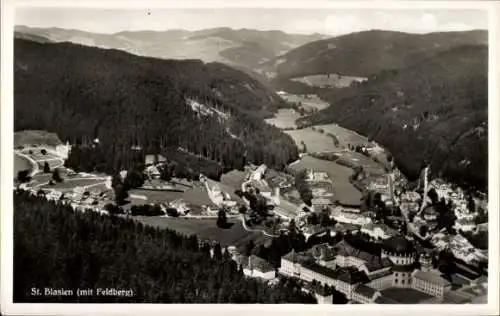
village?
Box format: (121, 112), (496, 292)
(14, 134), (488, 305)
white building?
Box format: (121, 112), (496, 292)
(333, 212), (372, 226)
(361, 223), (397, 240)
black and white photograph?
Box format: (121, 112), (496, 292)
(1, 0), (499, 315)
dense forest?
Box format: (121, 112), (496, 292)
(14, 191), (316, 303)
(299, 45), (488, 189)
(272, 30), (487, 79)
(15, 39), (299, 176)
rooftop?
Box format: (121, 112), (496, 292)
(383, 236), (415, 254)
(412, 270), (451, 287)
(379, 287), (434, 304)
(354, 284), (378, 298)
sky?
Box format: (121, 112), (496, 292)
(15, 8), (488, 36)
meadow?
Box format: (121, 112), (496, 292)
(285, 127), (339, 153)
(129, 185), (215, 206)
(280, 94), (330, 111)
(14, 154), (33, 174)
(220, 169), (247, 191)
(131, 216), (269, 249)
(264, 109), (301, 129)
(39, 178), (106, 190)
(287, 156), (362, 206)
(290, 74), (367, 89)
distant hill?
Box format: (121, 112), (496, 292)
(14, 26), (326, 74)
(15, 39), (299, 176)
(268, 30), (487, 80)
(299, 44), (488, 189)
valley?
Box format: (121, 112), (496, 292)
(11, 21), (490, 306)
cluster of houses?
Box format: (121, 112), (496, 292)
(305, 170), (336, 211)
(431, 232), (487, 265)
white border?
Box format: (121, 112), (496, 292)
(1, 1), (499, 316)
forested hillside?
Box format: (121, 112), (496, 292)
(15, 39), (299, 175)
(271, 30), (487, 79)
(14, 191), (316, 303)
(300, 45), (488, 189)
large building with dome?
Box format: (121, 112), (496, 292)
(279, 236), (455, 303)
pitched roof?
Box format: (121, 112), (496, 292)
(412, 270), (451, 287)
(364, 257), (393, 272)
(374, 295), (399, 304)
(334, 238), (382, 262)
(301, 261), (339, 280)
(336, 268), (369, 285)
(354, 284), (378, 298)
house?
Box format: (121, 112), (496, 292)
(169, 199), (190, 215)
(306, 170), (330, 182)
(146, 165), (161, 179)
(333, 211), (372, 226)
(361, 223), (398, 240)
(144, 154), (167, 166)
(243, 255), (276, 280)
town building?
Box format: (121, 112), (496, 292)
(381, 236), (417, 288)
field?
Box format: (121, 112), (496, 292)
(14, 154), (33, 174)
(290, 74), (367, 89)
(131, 217), (269, 249)
(288, 156), (362, 206)
(264, 109), (301, 129)
(128, 185), (215, 206)
(39, 178), (106, 191)
(285, 127), (339, 153)
(312, 123), (369, 148)
(280, 94), (330, 111)
(14, 130), (62, 147)
(206, 178), (244, 203)
(220, 170), (247, 190)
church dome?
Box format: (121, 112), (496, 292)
(383, 236), (415, 254)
